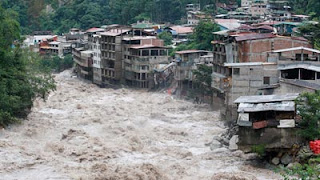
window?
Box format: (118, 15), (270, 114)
(142, 50), (149, 56)
(151, 50), (158, 56)
(263, 77), (270, 85)
(233, 68), (240, 75)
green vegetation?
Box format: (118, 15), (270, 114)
(1, 0), (230, 34)
(41, 55), (74, 72)
(288, 0), (320, 21)
(158, 32), (173, 46)
(192, 64), (213, 100)
(0, 5), (56, 127)
(278, 92), (320, 180)
(191, 20), (220, 50)
(170, 20), (219, 56)
(280, 162), (320, 180)
(251, 144), (266, 157)
(295, 91), (320, 141)
(297, 23), (320, 49)
(0, 0), (214, 34)
(1, 0), (320, 35)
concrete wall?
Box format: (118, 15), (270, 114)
(93, 67), (102, 85)
(274, 81), (316, 94)
(238, 127), (302, 150)
(227, 64), (279, 106)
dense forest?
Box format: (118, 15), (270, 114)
(1, 0), (320, 34)
(0, 0), (216, 34)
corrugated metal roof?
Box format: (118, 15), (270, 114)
(271, 46), (320, 54)
(213, 30), (229, 35)
(214, 19), (241, 30)
(170, 26), (193, 34)
(235, 33), (276, 41)
(86, 27), (105, 33)
(175, 50), (209, 54)
(257, 20), (280, 26)
(252, 25), (274, 31)
(278, 63), (320, 72)
(280, 79), (320, 90)
(130, 44), (167, 49)
(234, 93), (299, 103)
(274, 22), (301, 26)
(238, 101), (295, 112)
(100, 28), (131, 36)
(122, 36), (156, 41)
(224, 62), (276, 67)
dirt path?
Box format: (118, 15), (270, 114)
(0, 70), (282, 180)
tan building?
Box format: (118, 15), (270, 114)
(100, 28), (131, 85)
(123, 37), (169, 88)
(73, 48), (93, 80)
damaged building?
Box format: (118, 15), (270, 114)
(174, 50), (211, 96)
(234, 93), (302, 150)
(211, 30), (311, 120)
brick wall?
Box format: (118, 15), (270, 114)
(238, 37), (311, 63)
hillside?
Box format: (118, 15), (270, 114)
(1, 0), (232, 34)
(1, 0), (319, 34)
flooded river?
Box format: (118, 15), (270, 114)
(0, 70), (282, 180)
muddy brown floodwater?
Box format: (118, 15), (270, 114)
(0, 70), (282, 180)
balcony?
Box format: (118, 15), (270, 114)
(211, 72), (229, 93)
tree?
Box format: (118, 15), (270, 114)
(192, 20), (220, 50)
(158, 32), (173, 46)
(40, 55), (74, 72)
(0, 5), (55, 127)
(297, 22), (320, 49)
(192, 64), (213, 101)
(295, 91), (320, 140)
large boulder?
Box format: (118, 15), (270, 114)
(271, 157), (280, 165)
(210, 139), (221, 150)
(281, 153), (292, 165)
(229, 135), (239, 150)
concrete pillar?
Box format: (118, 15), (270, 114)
(298, 69), (301, 80)
(301, 49), (303, 61)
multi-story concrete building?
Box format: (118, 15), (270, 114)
(249, 0), (268, 17)
(240, 0), (291, 21)
(73, 47), (93, 80)
(269, 47), (320, 93)
(86, 28), (105, 85)
(187, 11), (211, 26)
(122, 37), (169, 88)
(100, 28), (131, 85)
(174, 50), (211, 96)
